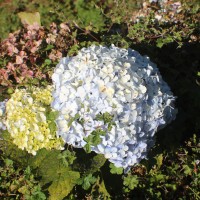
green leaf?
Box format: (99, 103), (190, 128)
(18, 12), (41, 26)
(48, 170), (80, 200)
(77, 174), (97, 190)
(27, 185), (46, 200)
(92, 134), (102, 146)
(44, 59), (52, 65)
(46, 110), (59, 134)
(45, 44), (54, 51)
(84, 143), (91, 153)
(68, 44), (79, 56)
(7, 88), (14, 94)
(88, 154), (107, 174)
(68, 113), (80, 127)
(91, 177), (111, 199)
(149, 174), (167, 184)
(156, 40), (164, 48)
(0, 132), (31, 167)
(84, 129), (106, 152)
(4, 158), (13, 167)
(123, 175), (139, 190)
(165, 183), (177, 191)
(29, 149), (80, 200)
(96, 112), (115, 131)
(155, 154), (163, 169)
(96, 112), (113, 124)
(57, 150), (76, 167)
(183, 164), (192, 176)
(24, 166), (31, 179)
(75, 0), (105, 32)
(29, 148), (50, 169)
(18, 185), (29, 195)
(109, 163), (123, 174)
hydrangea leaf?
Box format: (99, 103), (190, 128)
(68, 113), (80, 127)
(84, 129), (106, 152)
(29, 149), (80, 199)
(109, 163), (123, 174)
(96, 112), (115, 131)
(46, 110), (59, 134)
(18, 12), (41, 26)
(48, 170), (80, 200)
(0, 131), (30, 167)
(84, 143), (92, 153)
(29, 149), (78, 185)
(29, 148), (53, 170)
(96, 112), (113, 124)
(57, 150), (76, 167)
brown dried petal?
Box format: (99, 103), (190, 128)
(16, 55), (23, 64)
(60, 23), (71, 32)
(6, 62), (15, 71)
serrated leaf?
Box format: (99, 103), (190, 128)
(29, 149), (80, 200)
(57, 150), (76, 167)
(78, 174), (97, 190)
(29, 148), (51, 169)
(123, 175), (139, 190)
(18, 12), (41, 26)
(48, 170), (80, 200)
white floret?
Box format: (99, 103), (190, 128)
(0, 101), (7, 131)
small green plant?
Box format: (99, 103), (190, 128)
(77, 174), (97, 190)
(122, 134), (200, 199)
(0, 158), (46, 200)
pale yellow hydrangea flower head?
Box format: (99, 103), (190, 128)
(5, 86), (64, 155)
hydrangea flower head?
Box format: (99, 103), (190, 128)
(52, 45), (177, 170)
(5, 86), (64, 155)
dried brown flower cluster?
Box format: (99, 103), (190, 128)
(0, 22), (77, 86)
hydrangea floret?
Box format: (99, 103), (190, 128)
(52, 45), (177, 169)
(5, 86), (64, 155)
(0, 101), (7, 131)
